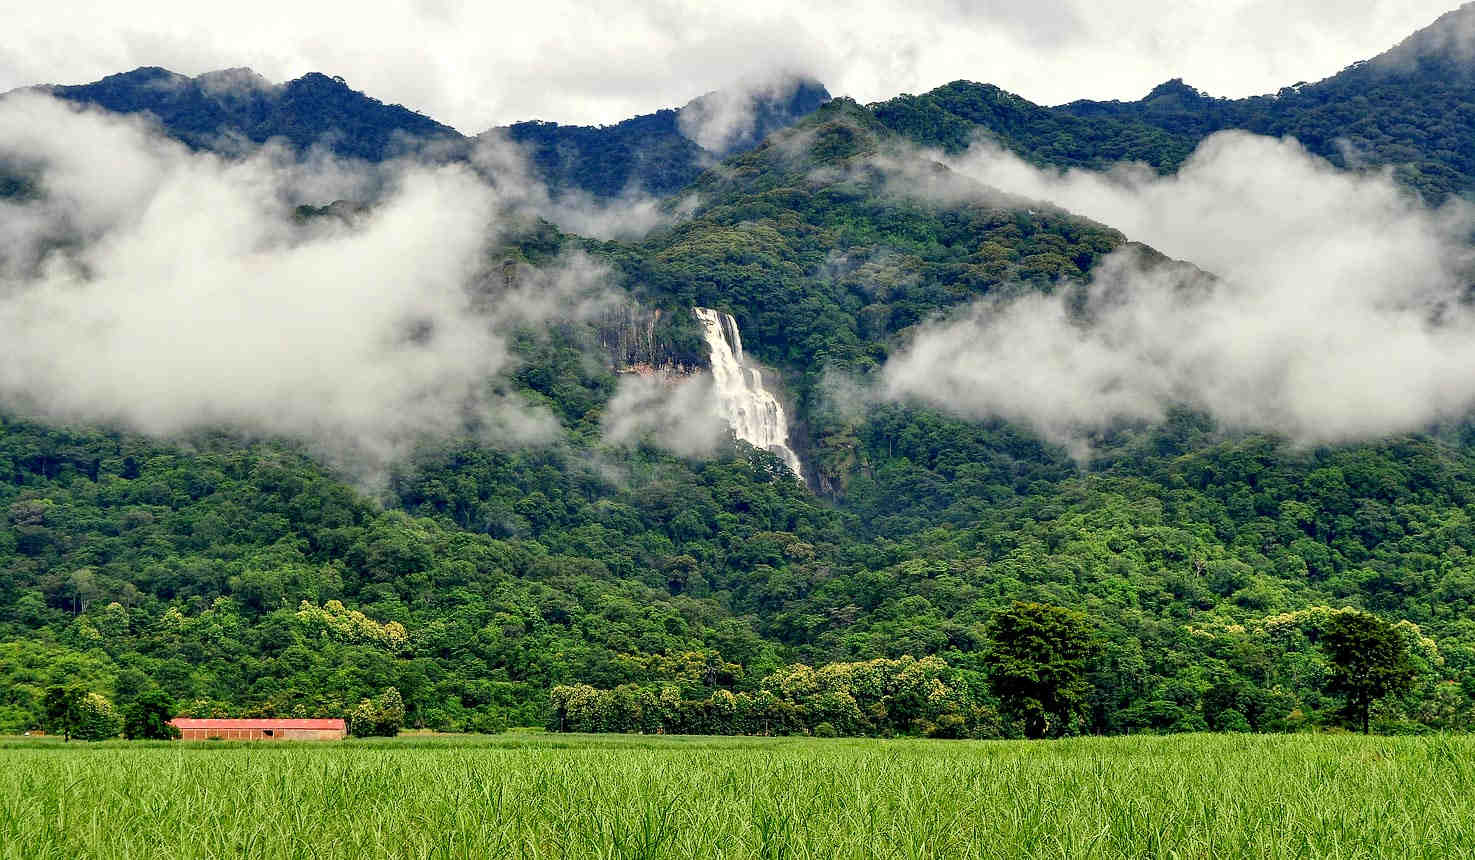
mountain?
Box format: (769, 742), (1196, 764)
(37, 66), (461, 160)
(620, 98), (1132, 412)
(870, 80), (1199, 172)
(5, 10), (1475, 738)
(492, 77), (830, 197)
(873, 2), (1475, 199)
(24, 66), (829, 198)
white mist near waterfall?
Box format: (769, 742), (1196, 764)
(693, 307), (805, 483)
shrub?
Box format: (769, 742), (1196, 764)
(467, 710), (508, 735)
(813, 722), (837, 738)
(348, 688), (405, 737)
(925, 713), (969, 739)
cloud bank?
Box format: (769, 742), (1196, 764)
(0, 94), (624, 477)
(881, 130), (1475, 453)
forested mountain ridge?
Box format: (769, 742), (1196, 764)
(31, 66), (460, 161)
(873, 2), (1475, 199)
(19, 67), (829, 198)
(6, 9), (1475, 738)
(871, 81), (1200, 174)
(23, 2), (1475, 198)
(496, 78), (830, 197)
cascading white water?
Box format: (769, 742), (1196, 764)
(693, 307), (805, 483)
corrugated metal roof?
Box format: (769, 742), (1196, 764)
(169, 718), (346, 730)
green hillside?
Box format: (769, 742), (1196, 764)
(6, 12), (1475, 739)
(6, 92), (1475, 737)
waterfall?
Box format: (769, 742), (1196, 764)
(693, 307), (805, 483)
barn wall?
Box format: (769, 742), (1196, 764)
(180, 728), (222, 740)
(280, 729), (345, 741)
(177, 726), (344, 741)
(181, 728), (271, 741)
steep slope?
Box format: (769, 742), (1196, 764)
(610, 98), (1138, 496)
(627, 100), (1129, 368)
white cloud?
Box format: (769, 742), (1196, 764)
(601, 371), (729, 457)
(677, 74), (816, 154)
(0, 1), (1460, 131)
(0, 94), (630, 479)
(469, 134), (695, 240)
(881, 130), (1475, 453)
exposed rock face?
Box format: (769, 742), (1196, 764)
(693, 307), (804, 483)
(598, 304), (700, 380)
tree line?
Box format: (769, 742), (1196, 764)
(549, 603), (1419, 738)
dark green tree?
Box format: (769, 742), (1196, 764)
(1321, 611), (1417, 733)
(42, 684), (85, 742)
(122, 690), (182, 740)
(985, 603), (1098, 739)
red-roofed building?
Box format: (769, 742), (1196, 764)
(169, 718), (346, 741)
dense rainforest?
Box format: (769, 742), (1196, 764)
(5, 6), (1475, 739)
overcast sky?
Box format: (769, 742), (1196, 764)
(0, 1), (1464, 132)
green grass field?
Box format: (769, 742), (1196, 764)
(1, 732), (1473, 859)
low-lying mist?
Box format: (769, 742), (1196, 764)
(880, 130), (1475, 454)
(0, 94), (642, 481)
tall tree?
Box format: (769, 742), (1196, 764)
(1320, 611), (1417, 734)
(43, 684), (122, 741)
(122, 689), (182, 740)
(42, 684), (85, 741)
(985, 602), (1098, 739)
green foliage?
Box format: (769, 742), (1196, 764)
(871, 81), (1197, 171)
(41, 684), (84, 741)
(6, 323), (1475, 739)
(549, 656), (995, 738)
(73, 692), (123, 741)
(0, 409), (850, 734)
(465, 709), (508, 735)
(349, 688), (405, 738)
(985, 603), (1098, 738)
(121, 689), (180, 740)
(48, 684), (122, 741)
(1321, 610), (1418, 733)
